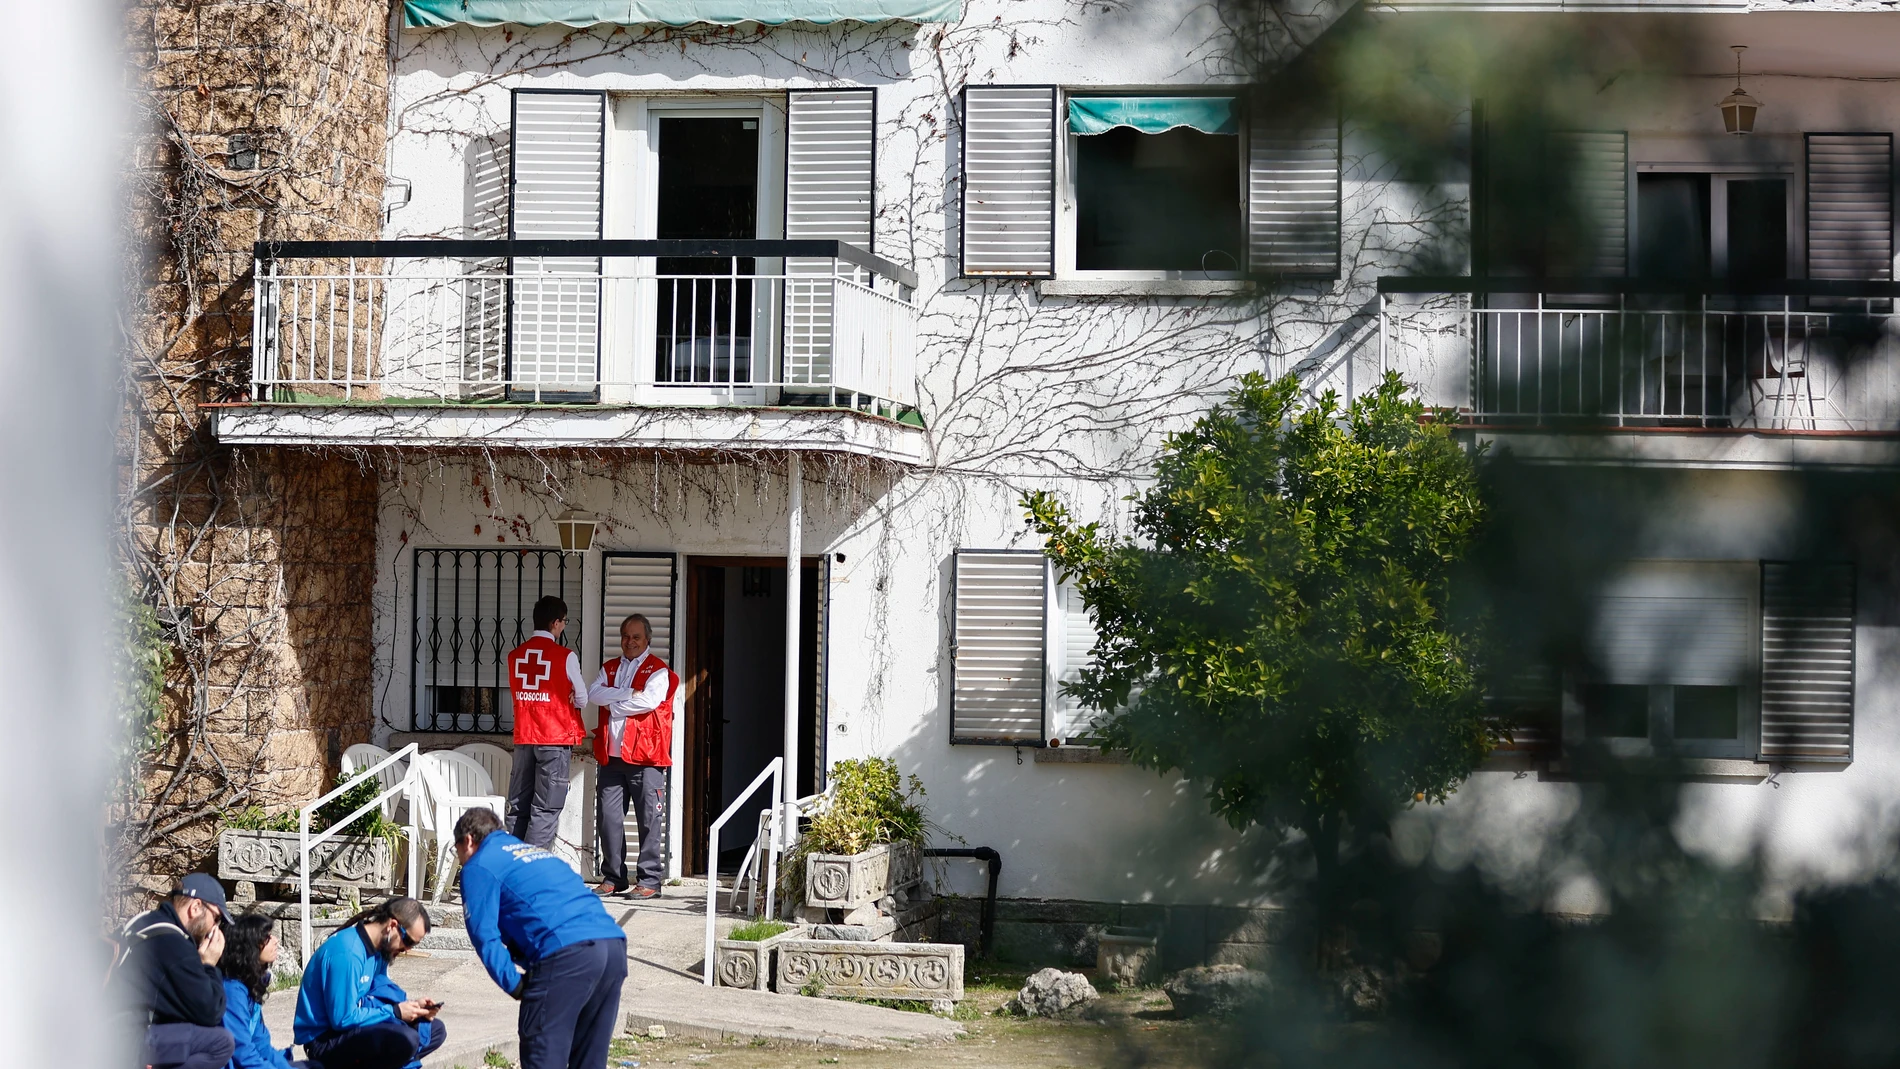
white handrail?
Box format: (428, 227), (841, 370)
(299, 742), (421, 967)
(702, 757), (782, 986)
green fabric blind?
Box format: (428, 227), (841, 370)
(404, 0), (962, 26)
(1067, 96), (1238, 137)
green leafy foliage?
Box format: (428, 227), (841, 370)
(222, 771), (405, 854)
(725, 920), (793, 942)
(111, 577), (172, 785)
(802, 758), (926, 857)
(1024, 372), (1498, 869)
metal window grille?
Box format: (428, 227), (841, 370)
(411, 547), (584, 733)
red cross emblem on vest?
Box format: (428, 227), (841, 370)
(514, 648), (552, 689)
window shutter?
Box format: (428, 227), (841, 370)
(1760, 562), (1855, 763)
(960, 86), (1056, 278)
(784, 88), (876, 387)
(1050, 581), (1099, 742)
(1547, 131), (1628, 277)
(951, 550), (1047, 743)
(601, 552), (677, 666)
(1589, 563), (1755, 686)
(509, 89), (605, 397)
(1807, 133), (1893, 282)
(462, 133), (509, 396)
(1247, 104), (1340, 277)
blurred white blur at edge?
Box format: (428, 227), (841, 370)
(0, 1), (123, 1067)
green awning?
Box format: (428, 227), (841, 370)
(1067, 96), (1238, 137)
(404, 0), (962, 26)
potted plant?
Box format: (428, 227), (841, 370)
(218, 773), (404, 897)
(713, 919), (807, 991)
(790, 759), (928, 915)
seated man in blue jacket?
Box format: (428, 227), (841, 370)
(293, 897), (446, 1069)
(452, 807), (627, 1069)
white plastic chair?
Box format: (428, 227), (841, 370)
(413, 750), (506, 901)
(454, 742), (514, 799)
(341, 743), (406, 821)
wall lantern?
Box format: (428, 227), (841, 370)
(554, 509), (597, 553)
(1718, 45), (1761, 136)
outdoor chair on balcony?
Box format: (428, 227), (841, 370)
(340, 743), (407, 822)
(412, 750), (506, 901)
(453, 742), (513, 797)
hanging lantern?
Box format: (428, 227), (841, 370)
(1718, 45), (1760, 136)
(553, 509), (597, 553)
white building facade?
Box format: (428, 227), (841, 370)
(214, 0), (1900, 933)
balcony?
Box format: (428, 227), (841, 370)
(1379, 277), (1900, 467)
(214, 239), (924, 463)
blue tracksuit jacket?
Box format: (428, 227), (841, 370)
(292, 924), (405, 1044)
(220, 978), (295, 1069)
(460, 831), (626, 996)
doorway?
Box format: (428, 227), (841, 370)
(653, 114), (761, 387)
(682, 557), (825, 875)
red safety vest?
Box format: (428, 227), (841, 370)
(592, 654), (678, 768)
(508, 634), (585, 746)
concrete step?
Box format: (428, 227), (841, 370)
(620, 981), (964, 1049)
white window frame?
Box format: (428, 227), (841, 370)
(601, 93), (787, 405)
(1055, 89), (1245, 282)
(1633, 159), (1803, 280)
(1561, 559), (1761, 759)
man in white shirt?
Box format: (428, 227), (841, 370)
(586, 614), (677, 899)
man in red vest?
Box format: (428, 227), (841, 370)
(506, 595), (589, 849)
(586, 613), (678, 899)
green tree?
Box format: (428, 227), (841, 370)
(1024, 372), (1498, 883)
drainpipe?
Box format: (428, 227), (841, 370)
(925, 846), (1001, 959)
(781, 452), (803, 903)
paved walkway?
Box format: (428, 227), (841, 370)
(260, 881), (960, 1067)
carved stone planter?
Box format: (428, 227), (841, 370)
(713, 925), (808, 991)
(1098, 926), (1160, 986)
(804, 842), (922, 912)
(217, 829), (396, 891)
(776, 939), (964, 1002)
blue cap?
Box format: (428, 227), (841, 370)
(178, 873), (228, 920)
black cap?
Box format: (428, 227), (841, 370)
(178, 873), (229, 920)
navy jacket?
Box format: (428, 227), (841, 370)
(220, 978), (295, 1069)
(460, 831), (625, 995)
(115, 903), (226, 1027)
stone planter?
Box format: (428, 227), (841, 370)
(776, 939), (964, 1002)
(804, 842), (922, 912)
(713, 925), (808, 991)
(217, 828), (397, 891)
(1097, 926), (1160, 986)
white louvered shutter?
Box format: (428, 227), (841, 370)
(1760, 562), (1855, 762)
(1548, 131), (1628, 277)
(601, 553), (677, 666)
(462, 133), (509, 396)
(961, 86), (1056, 277)
(952, 551), (1047, 742)
(1807, 134), (1893, 283)
(599, 553), (678, 869)
(1590, 562), (1755, 686)
(785, 89), (876, 387)
(1050, 581), (1100, 742)
(1247, 107), (1341, 277)
(510, 90), (604, 398)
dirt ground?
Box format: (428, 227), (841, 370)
(598, 969), (1219, 1069)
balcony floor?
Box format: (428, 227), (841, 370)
(208, 402), (928, 465)
(1465, 425), (1900, 470)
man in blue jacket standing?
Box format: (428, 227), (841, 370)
(293, 897), (445, 1069)
(452, 807), (627, 1069)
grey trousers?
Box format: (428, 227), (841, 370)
(598, 760), (666, 890)
(507, 745), (571, 849)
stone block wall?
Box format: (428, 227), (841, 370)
(115, 0), (392, 904)
(938, 896), (1306, 975)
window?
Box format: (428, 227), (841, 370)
(412, 548), (584, 733)
(1564, 561), (1759, 758)
(1636, 172), (1789, 282)
(1049, 580), (1101, 742)
(950, 550), (1047, 745)
(1066, 96), (1242, 276)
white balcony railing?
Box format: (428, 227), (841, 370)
(250, 239), (920, 416)
(1379, 278), (1900, 432)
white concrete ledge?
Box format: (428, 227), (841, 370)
(209, 404), (928, 465)
(1473, 427), (1900, 470)
(1039, 279), (1255, 298)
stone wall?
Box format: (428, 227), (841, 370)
(938, 896), (1303, 974)
(116, 0), (391, 902)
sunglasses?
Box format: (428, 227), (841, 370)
(395, 924), (420, 950)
